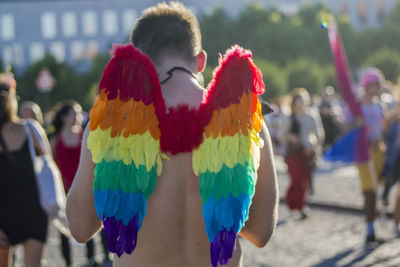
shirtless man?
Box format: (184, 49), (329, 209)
(66, 2), (278, 266)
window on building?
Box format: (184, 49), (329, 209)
(376, 1), (385, 21)
(12, 43), (24, 66)
(2, 45), (13, 67)
(103, 9), (118, 36)
(87, 40), (99, 59)
(358, 3), (368, 22)
(62, 12), (77, 38)
(30, 42), (45, 63)
(277, 3), (298, 16)
(122, 9), (137, 33)
(71, 40), (85, 62)
(339, 4), (348, 16)
(50, 42), (66, 62)
(82, 10), (97, 36)
(41, 12), (57, 39)
(1, 14), (15, 41)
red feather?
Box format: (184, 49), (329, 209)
(203, 45), (265, 111)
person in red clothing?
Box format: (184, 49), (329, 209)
(49, 100), (102, 267)
(51, 101), (82, 190)
(278, 89), (324, 219)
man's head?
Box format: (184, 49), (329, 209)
(131, 2), (202, 65)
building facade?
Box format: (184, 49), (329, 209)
(0, 0), (397, 73)
(0, 0), (149, 73)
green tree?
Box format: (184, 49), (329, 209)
(286, 59), (325, 94)
(254, 59), (287, 100)
(363, 48), (400, 83)
(17, 56), (82, 112)
(321, 65), (337, 89)
(79, 54), (111, 109)
(200, 7), (236, 65)
(202, 65), (215, 87)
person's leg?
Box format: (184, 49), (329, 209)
(60, 232), (71, 266)
(382, 175), (396, 205)
(23, 239), (44, 267)
(356, 161), (377, 242)
(364, 190), (377, 222)
(393, 185), (400, 236)
(387, 152), (400, 204)
(285, 151), (309, 211)
(0, 246), (12, 267)
(100, 229), (111, 262)
(86, 238), (94, 260)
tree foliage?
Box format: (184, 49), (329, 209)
(286, 59), (324, 95)
(363, 48), (400, 83)
(254, 59), (287, 100)
(199, 0), (400, 96)
(17, 56), (81, 111)
(12, 0), (400, 111)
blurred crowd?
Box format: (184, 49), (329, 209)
(1, 65), (400, 266)
(263, 68), (400, 243)
(0, 72), (109, 267)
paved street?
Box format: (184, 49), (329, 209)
(13, 156), (400, 266)
(242, 205), (400, 267)
(241, 157), (400, 267)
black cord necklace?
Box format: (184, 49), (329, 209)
(159, 66), (198, 84)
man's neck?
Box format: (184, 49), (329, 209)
(157, 57), (197, 84)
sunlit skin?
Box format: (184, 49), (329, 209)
(50, 104), (83, 154)
(364, 81), (381, 102)
(66, 52), (279, 267)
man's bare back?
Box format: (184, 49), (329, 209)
(67, 3), (278, 265)
(114, 152), (243, 267)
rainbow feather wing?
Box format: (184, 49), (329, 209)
(87, 44), (165, 256)
(193, 46), (265, 267)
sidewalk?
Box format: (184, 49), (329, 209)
(14, 156), (400, 266)
(242, 204), (400, 267)
(239, 156), (400, 267)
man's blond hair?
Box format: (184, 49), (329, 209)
(131, 2), (202, 63)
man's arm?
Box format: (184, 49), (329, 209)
(239, 123), (278, 247)
(66, 125), (102, 243)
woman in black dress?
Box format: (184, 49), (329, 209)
(0, 72), (51, 267)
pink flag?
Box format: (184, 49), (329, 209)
(326, 18), (369, 162)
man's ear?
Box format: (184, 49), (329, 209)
(197, 50), (207, 73)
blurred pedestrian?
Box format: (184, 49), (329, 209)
(352, 68), (386, 243)
(382, 84), (400, 235)
(263, 97), (287, 156)
(319, 100), (342, 150)
(379, 83), (400, 206)
(279, 88), (324, 218)
(49, 100), (100, 267)
(0, 72), (50, 267)
(20, 101), (44, 126)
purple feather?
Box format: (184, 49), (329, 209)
(102, 215), (139, 257)
(210, 228), (237, 267)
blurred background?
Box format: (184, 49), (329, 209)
(2, 1), (400, 266)
(0, 0), (399, 112)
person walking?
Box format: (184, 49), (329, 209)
(49, 100), (100, 267)
(0, 72), (49, 267)
(279, 88), (324, 218)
